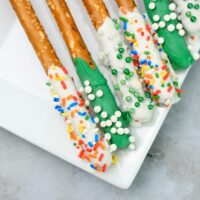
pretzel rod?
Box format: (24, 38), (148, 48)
(115, 0), (181, 106)
(83, 0), (154, 126)
(144, 0), (194, 69)
(10, 0), (112, 172)
(115, 0), (136, 12)
(173, 0), (200, 60)
(82, 0), (109, 30)
(46, 0), (135, 150)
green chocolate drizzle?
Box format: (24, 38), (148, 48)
(74, 57), (131, 148)
(144, 0), (194, 70)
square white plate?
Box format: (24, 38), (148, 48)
(0, 0), (194, 189)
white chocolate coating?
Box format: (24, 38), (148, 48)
(174, 0), (200, 34)
(97, 17), (154, 126)
(174, 0), (200, 60)
(118, 8), (180, 106)
(48, 65), (112, 172)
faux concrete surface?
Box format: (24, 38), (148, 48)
(0, 60), (200, 200)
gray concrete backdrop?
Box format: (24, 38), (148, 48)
(0, 61), (200, 200)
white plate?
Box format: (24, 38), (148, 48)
(0, 0), (193, 189)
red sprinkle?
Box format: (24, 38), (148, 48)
(61, 81), (67, 89)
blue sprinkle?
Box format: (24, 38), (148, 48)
(53, 97), (60, 102)
(140, 59), (147, 64)
(149, 85), (154, 89)
(142, 13), (146, 19)
(95, 134), (99, 142)
(155, 64), (159, 68)
(90, 164), (96, 170)
(82, 134), (86, 138)
(70, 102), (78, 108)
(159, 48), (162, 52)
(67, 106), (71, 111)
(130, 50), (138, 55)
(147, 61), (152, 66)
(130, 43), (134, 47)
(88, 142), (93, 147)
(90, 116), (95, 124)
(58, 108), (64, 113)
(54, 105), (61, 110)
(123, 22), (127, 30)
(78, 111), (86, 116)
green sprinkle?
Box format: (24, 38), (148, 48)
(126, 96), (132, 102)
(190, 16), (197, 22)
(125, 57), (132, 63)
(113, 18), (117, 24)
(129, 72), (134, 77)
(129, 108), (135, 114)
(117, 54), (123, 59)
(194, 4), (200, 9)
(144, 51), (150, 55)
(124, 68), (130, 75)
(148, 104), (154, 110)
(114, 84), (120, 91)
(173, 81), (179, 87)
(120, 80), (126, 85)
(167, 82), (171, 87)
(155, 73), (159, 78)
(135, 102), (140, 107)
(119, 48), (124, 53)
(124, 31), (131, 36)
(85, 115), (90, 120)
(112, 69), (118, 75)
(187, 3), (193, 9)
(131, 34), (135, 39)
(115, 23), (121, 30)
(46, 82), (51, 86)
(145, 92), (151, 98)
(119, 16), (129, 22)
(138, 97), (144, 102)
(186, 11), (192, 17)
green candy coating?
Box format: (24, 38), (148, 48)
(74, 57), (131, 148)
(144, 0), (194, 69)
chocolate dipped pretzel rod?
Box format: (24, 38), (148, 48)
(115, 0), (181, 106)
(46, 0), (135, 150)
(83, 0), (154, 126)
(173, 0), (200, 60)
(143, 0), (194, 69)
(10, 0), (113, 172)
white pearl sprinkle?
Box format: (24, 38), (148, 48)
(111, 127), (117, 134)
(178, 29), (185, 36)
(193, 53), (200, 60)
(88, 94), (95, 100)
(124, 128), (130, 134)
(149, 2), (155, 10)
(105, 133), (111, 140)
(164, 14), (170, 22)
(84, 80), (90, 86)
(85, 100), (90, 106)
(116, 121), (122, 128)
(129, 143), (136, 150)
(129, 136), (136, 143)
(170, 12), (177, 20)
(169, 3), (176, 11)
(101, 111), (108, 118)
(96, 90), (103, 97)
(153, 15), (160, 22)
(110, 144), (117, 152)
(117, 128), (124, 135)
(152, 23), (159, 30)
(111, 115), (117, 123)
(167, 24), (175, 32)
(94, 106), (101, 113)
(85, 86), (92, 94)
(115, 111), (121, 118)
(176, 23), (183, 30)
(106, 120), (112, 127)
(159, 21), (166, 28)
(94, 117), (99, 123)
(100, 121), (106, 128)
(158, 37), (165, 44)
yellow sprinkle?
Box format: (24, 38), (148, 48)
(61, 112), (68, 117)
(51, 65), (56, 70)
(112, 154), (118, 164)
(130, 19), (135, 24)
